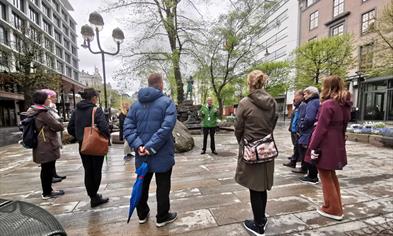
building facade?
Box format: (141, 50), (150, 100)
(0, 0), (84, 145)
(298, 0), (393, 121)
(79, 67), (102, 89)
(255, 0), (300, 116)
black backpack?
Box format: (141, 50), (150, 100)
(20, 112), (43, 149)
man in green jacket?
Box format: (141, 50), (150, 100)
(200, 97), (218, 155)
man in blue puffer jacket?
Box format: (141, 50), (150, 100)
(123, 73), (177, 227)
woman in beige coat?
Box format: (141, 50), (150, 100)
(26, 91), (65, 200)
(235, 70), (277, 236)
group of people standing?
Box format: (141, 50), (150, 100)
(27, 70), (351, 234)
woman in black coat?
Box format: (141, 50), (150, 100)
(67, 88), (110, 208)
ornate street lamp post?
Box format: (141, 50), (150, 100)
(80, 11), (125, 120)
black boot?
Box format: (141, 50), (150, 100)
(91, 194), (109, 208)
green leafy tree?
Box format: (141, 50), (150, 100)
(252, 60), (292, 97)
(193, 0), (277, 117)
(294, 34), (353, 88)
(368, 0), (393, 76)
(0, 26), (60, 110)
(102, 0), (207, 104)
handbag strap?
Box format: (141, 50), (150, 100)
(91, 107), (97, 127)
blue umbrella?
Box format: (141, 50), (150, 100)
(127, 162), (149, 223)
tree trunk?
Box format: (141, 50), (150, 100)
(217, 95), (224, 119)
(22, 85), (33, 111)
(172, 52), (184, 104)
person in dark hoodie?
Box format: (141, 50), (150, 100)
(235, 70), (277, 236)
(123, 73), (177, 227)
(27, 90), (65, 200)
(293, 86), (320, 185)
(305, 76), (352, 221)
(67, 88), (110, 208)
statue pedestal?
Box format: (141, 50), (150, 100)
(177, 100), (201, 129)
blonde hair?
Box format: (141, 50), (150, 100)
(247, 70), (269, 91)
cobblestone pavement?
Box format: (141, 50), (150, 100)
(0, 124), (392, 236)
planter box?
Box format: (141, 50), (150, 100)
(369, 135), (385, 147)
(346, 133), (369, 143)
(381, 136), (393, 148)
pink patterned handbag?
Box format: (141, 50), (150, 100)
(242, 134), (278, 164)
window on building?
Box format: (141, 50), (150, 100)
(45, 53), (54, 68)
(11, 12), (24, 30)
(359, 43), (374, 71)
(34, 0), (40, 6)
(55, 45), (62, 58)
(309, 11), (319, 30)
(70, 21), (75, 31)
(70, 34), (76, 43)
(29, 7), (40, 25)
(0, 25), (8, 45)
(13, 33), (23, 52)
(43, 20), (51, 35)
(30, 27), (41, 42)
(73, 70), (79, 81)
(0, 51), (9, 71)
(54, 30), (61, 43)
(63, 39), (70, 50)
(0, 2), (6, 20)
(61, 10), (67, 21)
(42, 2), (50, 17)
(63, 24), (69, 36)
(71, 46), (77, 56)
(361, 10), (375, 34)
(331, 23), (344, 36)
(44, 37), (53, 51)
(333, 0), (344, 17)
(306, 0), (316, 7)
(56, 60), (63, 73)
(52, 0), (59, 12)
(66, 66), (72, 77)
(72, 58), (78, 68)
(65, 53), (70, 63)
(53, 14), (61, 28)
(308, 36), (317, 41)
(13, 0), (25, 12)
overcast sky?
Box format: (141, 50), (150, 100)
(67, 0), (229, 93)
(68, 0), (122, 89)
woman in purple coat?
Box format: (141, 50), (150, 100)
(305, 75), (352, 221)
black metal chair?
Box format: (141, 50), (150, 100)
(0, 199), (67, 236)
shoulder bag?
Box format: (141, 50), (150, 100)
(242, 115), (279, 164)
(80, 107), (109, 156)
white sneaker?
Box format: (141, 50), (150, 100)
(139, 211), (150, 224)
(316, 208), (343, 221)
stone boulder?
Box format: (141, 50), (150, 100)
(173, 121), (194, 153)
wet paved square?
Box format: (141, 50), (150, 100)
(0, 124), (392, 235)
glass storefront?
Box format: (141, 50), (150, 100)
(361, 78), (393, 121)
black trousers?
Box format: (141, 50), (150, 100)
(298, 145), (318, 178)
(202, 127), (216, 152)
(41, 161), (55, 195)
(290, 132), (299, 162)
(249, 189), (267, 225)
(79, 150), (104, 198)
(137, 168), (172, 222)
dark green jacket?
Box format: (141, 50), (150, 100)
(200, 105), (218, 128)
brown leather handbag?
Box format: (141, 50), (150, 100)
(80, 107), (109, 156)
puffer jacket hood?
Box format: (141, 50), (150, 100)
(248, 89), (276, 111)
(76, 100), (96, 110)
(138, 87), (163, 103)
(25, 105), (48, 117)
